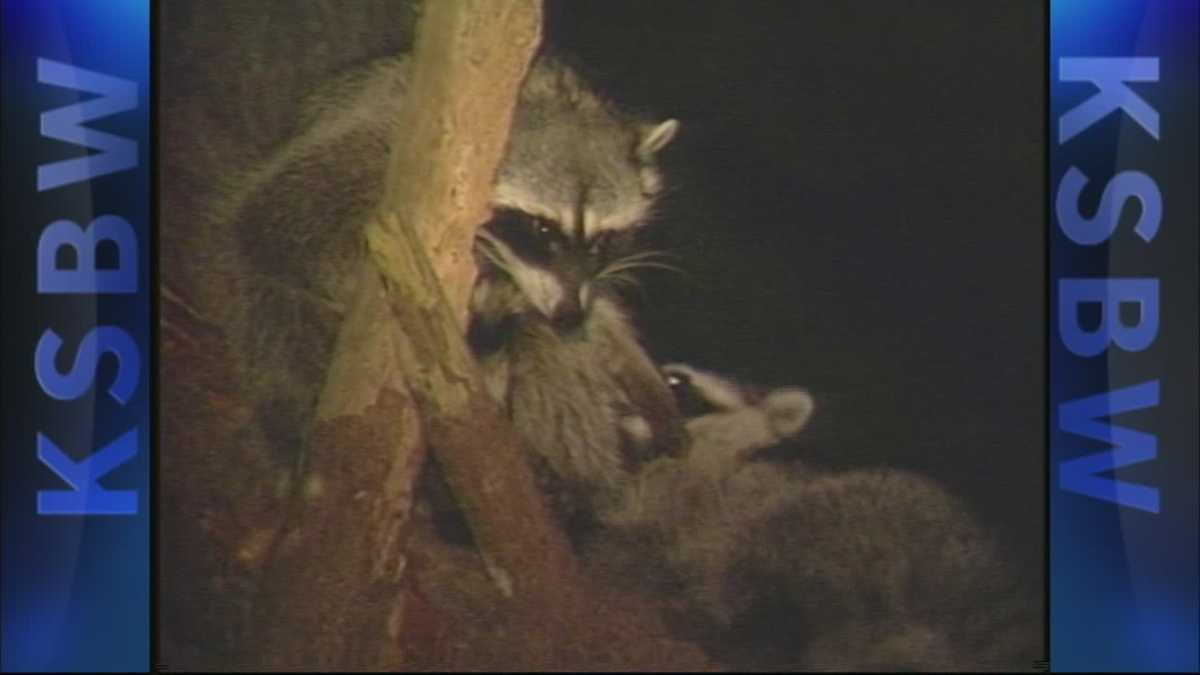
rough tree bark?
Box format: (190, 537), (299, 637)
(165, 1), (715, 670)
(245, 1), (547, 669)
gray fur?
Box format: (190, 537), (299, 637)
(171, 32), (1037, 669)
(201, 51), (686, 516)
(585, 364), (1041, 671)
(496, 59), (673, 238)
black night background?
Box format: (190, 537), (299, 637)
(547, 0), (1045, 582)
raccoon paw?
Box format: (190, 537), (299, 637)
(619, 414), (655, 447)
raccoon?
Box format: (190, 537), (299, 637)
(584, 364), (1041, 672)
(661, 363), (816, 481)
(464, 57), (688, 526)
(204, 53), (686, 534)
(185, 41), (1039, 669)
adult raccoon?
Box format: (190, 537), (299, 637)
(197, 51), (686, 534)
(584, 363), (1041, 672)
(176, 38), (1037, 671)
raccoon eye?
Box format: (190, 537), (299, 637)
(666, 371), (717, 417)
(524, 214), (557, 240)
(666, 372), (689, 391)
(531, 218), (565, 254)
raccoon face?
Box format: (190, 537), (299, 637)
(471, 58), (679, 330)
(474, 206), (630, 329)
(663, 363), (816, 452)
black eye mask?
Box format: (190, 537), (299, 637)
(665, 371), (718, 418)
(484, 208), (565, 264)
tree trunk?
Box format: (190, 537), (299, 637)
(163, 1), (716, 670)
(245, 1), (547, 669)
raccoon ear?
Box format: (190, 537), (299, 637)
(637, 119), (680, 159)
(764, 388), (815, 439)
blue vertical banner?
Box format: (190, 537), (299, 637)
(1, 0), (152, 671)
(1050, 0), (1199, 672)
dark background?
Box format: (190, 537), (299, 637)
(156, 0), (1047, 607)
(546, 0), (1046, 578)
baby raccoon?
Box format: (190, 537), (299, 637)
(585, 364), (1040, 672)
(662, 363), (816, 480)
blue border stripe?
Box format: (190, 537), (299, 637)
(1, 0), (151, 671)
(1050, 0), (1199, 671)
